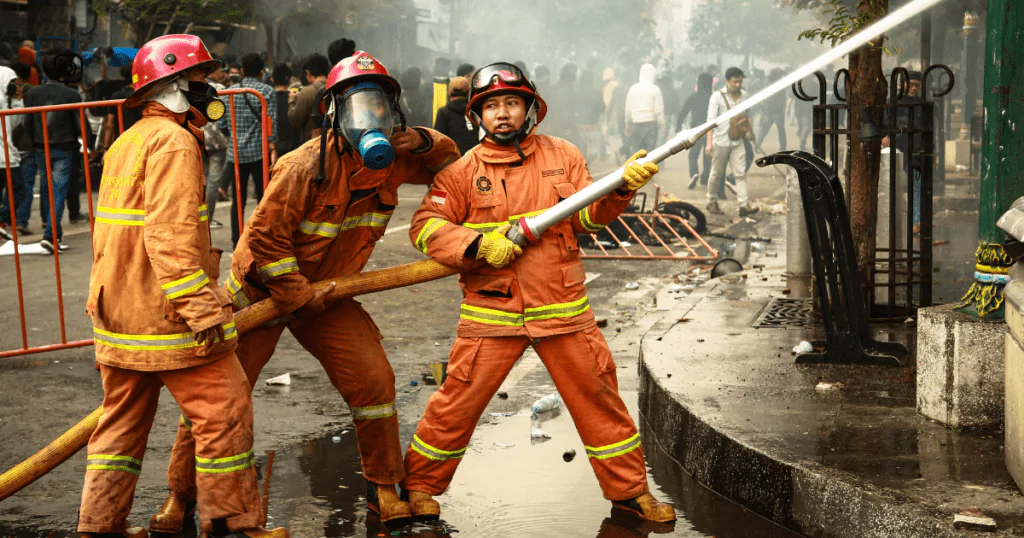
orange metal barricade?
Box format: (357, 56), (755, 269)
(0, 88), (270, 359)
(580, 186), (719, 261)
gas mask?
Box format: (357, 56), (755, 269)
(145, 76), (225, 122)
(332, 82), (400, 170)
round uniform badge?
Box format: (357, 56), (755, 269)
(476, 176), (492, 194)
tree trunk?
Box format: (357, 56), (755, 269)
(847, 0), (888, 300)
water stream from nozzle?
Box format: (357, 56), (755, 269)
(515, 0), (948, 243)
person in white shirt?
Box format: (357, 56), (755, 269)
(706, 66), (759, 217)
(0, 65), (24, 240)
(624, 63), (664, 158)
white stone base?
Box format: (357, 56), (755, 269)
(1004, 281), (1024, 491)
(945, 139), (972, 171)
(916, 303), (1006, 428)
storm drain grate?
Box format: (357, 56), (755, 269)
(752, 298), (819, 329)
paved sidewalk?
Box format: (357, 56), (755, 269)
(639, 265), (1024, 537)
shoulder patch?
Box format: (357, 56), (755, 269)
(430, 189), (447, 205)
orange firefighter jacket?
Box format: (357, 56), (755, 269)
(226, 128), (459, 314)
(88, 104), (236, 371)
(409, 134), (634, 338)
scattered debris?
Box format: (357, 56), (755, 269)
(493, 443), (516, 448)
(621, 241), (633, 247)
(933, 239), (949, 246)
(667, 373), (672, 378)
(744, 217), (757, 224)
(905, 317), (915, 325)
(489, 412), (515, 417)
(596, 318), (609, 328)
(681, 284), (696, 292)
(782, 288), (791, 295)
(677, 317), (691, 323)
(531, 394), (562, 414)
(563, 449), (576, 462)
(624, 281), (640, 290)
(497, 391), (509, 400)
(332, 436), (342, 443)
(434, 341), (441, 346)
(668, 283), (683, 293)
(584, 272), (602, 284)
(265, 373), (291, 386)
(953, 507), (997, 532)
(793, 341), (814, 354)
(816, 382), (845, 391)
(696, 338), (705, 343)
(410, 380), (419, 387)
(530, 427), (552, 440)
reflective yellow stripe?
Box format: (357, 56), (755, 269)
(585, 433), (642, 460)
(351, 401), (397, 420)
(524, 296), (591, 322)
(340, 211), (392, 231)
(94, 322), (237, 351)
(195, 449), (255, 474)
(225, 273), (250, 308)
(415, 217), (448, 254)
(462, 209), (547, 232)
(95, 206), (145, 227)
(258, 257), (299, 280)
(87, 454), (142, 475)
(161, 269), (210, 300)
(459, 304), (524, 326)
(578, 207), (605, 232)
(199, 204), (209, 222)
(180, 415), (193, 431)
(409, 434), (467, 461)
(299, 220), (341, 238)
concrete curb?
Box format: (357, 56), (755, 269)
(638, 277), (976, 538)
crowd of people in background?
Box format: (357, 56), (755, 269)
(0, 32), (825, 250)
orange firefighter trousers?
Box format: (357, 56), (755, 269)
(403, 326), (650, 501)
(78, 352), (261, 534)
(167, 298), (404, 497)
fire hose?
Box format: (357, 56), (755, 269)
(0, 0), (946, 502)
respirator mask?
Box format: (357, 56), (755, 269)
(333, 82), (399, 170)
(183, 81), (225, 122)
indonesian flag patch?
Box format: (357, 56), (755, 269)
(430, 190), (447, 205)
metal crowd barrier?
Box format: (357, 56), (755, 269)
(0, 88), (270, 359)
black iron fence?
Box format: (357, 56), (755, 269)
(791, 66), (954, 321)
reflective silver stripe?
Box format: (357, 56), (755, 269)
(409, 435), (467, 462)
(94, 322), (237, 351)
(225, 273), (250, 307)
(195, 450), (255, 474)
(299, 220), (341, 238)
(180, 415), (193, 430)
(95, 206), (145, 226)
(415, 218), (447, 254)
(162, 269), (210, 300)
(585, 433), (642, 460)
(226, 272), (244, 295)
(351, 402), (397, 420)
(199, 204), (209, 222)
(87, 454), (142, 475)
(258, 257), (299, 280)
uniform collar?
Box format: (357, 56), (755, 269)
(474, 133), (537, 164)
(141, 102), (188, 124)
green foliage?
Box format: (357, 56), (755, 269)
(687, 0), (829, 61)
(91, 0), (256, 27)
(797, 0), (902, 56)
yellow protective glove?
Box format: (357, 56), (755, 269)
(476, 223), (523, 268)
(621, 149), (660, 191)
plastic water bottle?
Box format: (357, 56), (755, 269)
(531, 394), (561, 415)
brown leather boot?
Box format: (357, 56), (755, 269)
(80, 527), (148, 538)
(149, 490), (196, 534)
(612, 492), (677, 523)
(366, 483), (413, 527)
(407, 490), (441, 521)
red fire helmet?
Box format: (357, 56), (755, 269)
(465, 62), (547, 126)
(324, 51), (401, 99)
(127, 34), (221, 108)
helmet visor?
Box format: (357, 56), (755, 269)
(335, 83), (398, 147)
(471, 63), (528, 91)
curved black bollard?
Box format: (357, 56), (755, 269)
(757, 151), (906, 367)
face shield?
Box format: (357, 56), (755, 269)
(334, 82), (400, 170)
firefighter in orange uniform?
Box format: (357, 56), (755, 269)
(78, 34), (286, 538)
(402, 63), (677, 524)
(149, 51), (460, 532)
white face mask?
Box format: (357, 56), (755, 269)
(144, 75), (190, 114)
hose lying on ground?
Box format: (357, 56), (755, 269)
(0, 259), (459, 502)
